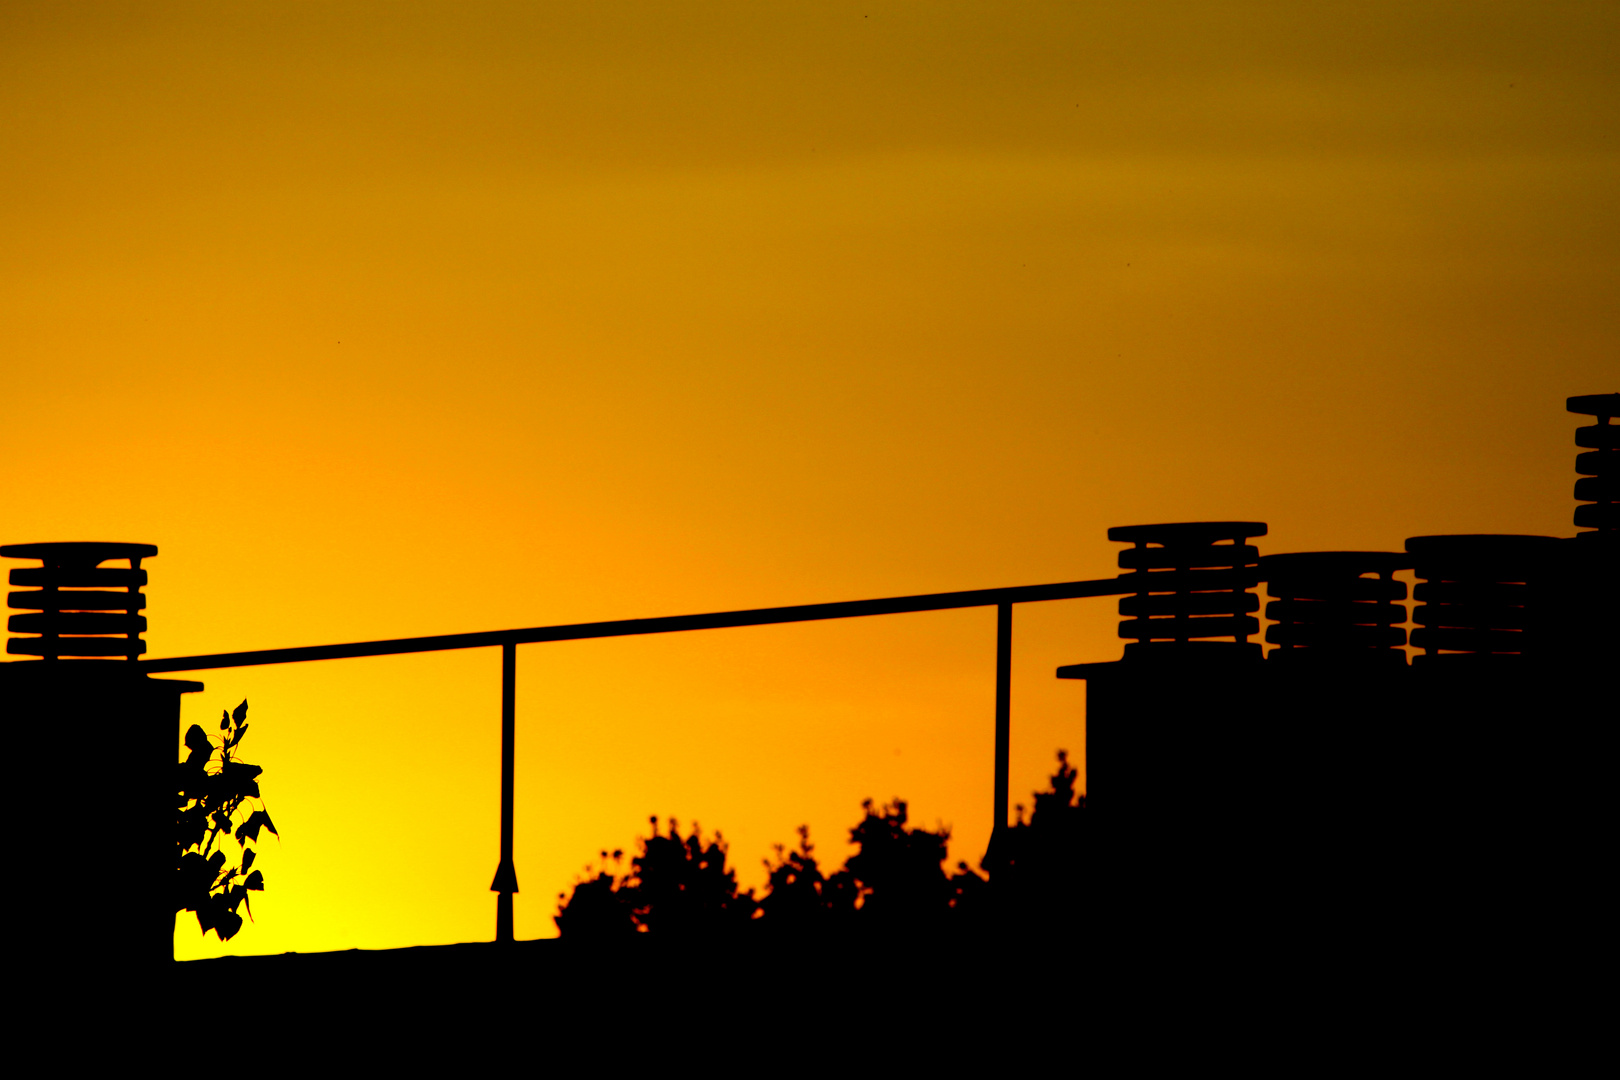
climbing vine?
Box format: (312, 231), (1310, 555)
(175, 699), (277, 941)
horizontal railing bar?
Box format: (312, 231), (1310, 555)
(137, 576), (1131, 672)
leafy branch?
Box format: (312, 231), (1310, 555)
(175, 699), (278, 942)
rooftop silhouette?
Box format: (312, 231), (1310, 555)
(1, 391), (1613, 995)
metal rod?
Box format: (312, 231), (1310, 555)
(492, 641), (518, 944)
(501, 641), (516, 872)
(137, 576), (1131, 673)
(993, 602), (1012, 844)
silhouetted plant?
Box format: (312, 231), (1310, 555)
(555, 818), (756, 938)
(845, 798), (987, 928)
(1030, 748), (1084, 827)
(757, 824), (857, 933)
(990, 749), (1086, 927)
(553, 860), (634, 939)
(558, 796), (996, 939)
(633, 817), (758, 934)
(549, 752), (1088, 942)
(175, 700), (277, 941)
(948, 859), (991, 916)
(844, 798), (951, 924)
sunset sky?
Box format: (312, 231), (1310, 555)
(2, 3), (1614, 960)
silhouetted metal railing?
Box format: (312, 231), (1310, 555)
(138, 574), (1134, 942)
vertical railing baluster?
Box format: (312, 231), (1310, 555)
(993, 602), (1012, 848)
(491, 640), (518, 943)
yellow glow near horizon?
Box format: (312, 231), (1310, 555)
(1, 3), (1614, 959)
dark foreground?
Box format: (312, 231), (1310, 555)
(173, 932), (1080, 1059)
(181, 931), (1044, 1013)
(163, 928), (1603, 1068)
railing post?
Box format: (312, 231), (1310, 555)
(490, 641), (518, 942)
(992, 602), (1012, 849)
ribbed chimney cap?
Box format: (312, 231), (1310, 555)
(0, 542), (157, 565)
(1567, 393), (1618, 417)
(1262, 551), (1410, 575)
(1107, 521), (1266, 544)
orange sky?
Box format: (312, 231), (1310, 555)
(2, 3), (1614, 960)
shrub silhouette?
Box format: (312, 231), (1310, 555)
(556, 798), (992, 938)
(631, 817), (757, 934)
(175, 699), (278, 941)
(555, 817), (756, 938)
(991, 749), (1086, 928)
(845, 798), (989, 928)
(757, 824), (857, 933)
(552, 865), (634, 940)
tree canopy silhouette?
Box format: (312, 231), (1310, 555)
(553, 779), (1059, 939)
(990, 749), (1086, 929)
(756, 824), (858, 933)
(844, 798), (988, 929)
(555, 817), (756, 939)
(175, 699), (277, 941)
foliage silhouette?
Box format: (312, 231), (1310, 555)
(990, 750), (1086, 928)
(757, 824), (857, 933)
(555, 817), (756, 939)
(553, 755), (1091, 941)
(175, 699), (277, 941)
(556, 796), (996, 939)
(845, 798), (988, 929)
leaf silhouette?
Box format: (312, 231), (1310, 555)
(218, 759), (263, 799)
(183, 724), (212, 767)
(232, 699), (249, 723)
(212, 901), (243, 941)
(235, 809), (278, 845)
